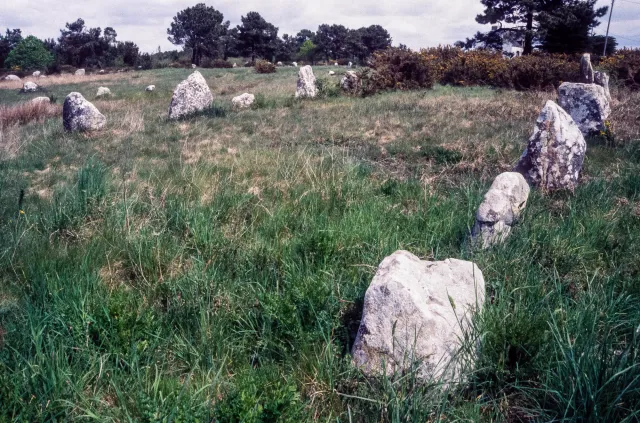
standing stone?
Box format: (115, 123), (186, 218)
(295, 65), (317, 99)
(33, 71), (41, 77)
(233, 63), (237, 68)
(63, 92), (106, 132)
(3, 75), (20, 81)
(334, 62), (339, 66)
(329, 70), (335, 76)
(352, 250), (485, 380)
(145, 85), (155, 92)
(340, 71), (359, 93)
(557, 82), (610, 136)
(277, 61), (283, 67)
(292, 62), (298, 67)
(75, 69), (85, 76)
(348, 61), (353, 68)
(22, 81), (38, 92)
(192, 64), (197, 69)
(471, 172), (530, 249)
(594, 71), (611, 101)
(232, 93), (255, 109)
(99, 70), (105, 74)
(96, 87), (111, 97)
(168, 71), (213, 119)
(514, 100), (586, 191)
(580, 53), (594, 83)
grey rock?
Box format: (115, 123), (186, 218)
(99, 70), (105, 74)
(352, 250), (485, 380)
(145, 85), (155, 92)
(580, 53), (594, 83)
(594, 71), (611, 101)
(471, 172), (530, 248)
(233, 63), (237, 68)
(4, 75), (20, 81)
(96, 87), (111, 97)
(232, 93), (255, 109)
(329, 70), (336, 76)
(514, 100), (586, 191)
(295, 65), (317, 99)
(557, 82), (610, 136)
(192, 64), (196, 69)
(168, 71), (213, 119)
(292, 62), (298, 67)
(277, 61), (283, 67)
(63, 92), (106, 132)
(22, 81), (38, 92)
(32, 71), (41, 77)
(75, 69), (85, 76)
(348, 61), (353, 68)
(340, 71), (359, 92)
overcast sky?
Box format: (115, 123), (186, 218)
(1, 0), (639, 53)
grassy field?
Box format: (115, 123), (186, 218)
(1, 66), (639, 422)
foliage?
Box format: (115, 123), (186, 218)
(4, 36), (54, 71)
(254, 59), (276, 74)
(297, 39), (317, 63)
(201, 58), (233, 68)
(167, 3), (229, 66)
(359, 47), (436, 95)
(470, 0), (607, 54)
(236, 12), (279, 62)
(599, 49), (640, 90)
(0, 29), (22, 69)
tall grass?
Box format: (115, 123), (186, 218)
(0, 68), (639, 421)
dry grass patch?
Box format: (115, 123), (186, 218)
(0, 72), (156, 90)
(0, 100), (60, 127)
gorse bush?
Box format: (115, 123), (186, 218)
(4, 36), (54, 71)
(358, 47), (436, 96)
(599, 48), (640, 90)
(255, 60), (277, 74)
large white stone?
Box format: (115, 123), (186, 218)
(514, 100), (586, 191)
(558, 82), (610, 136)
(352, 250), (485, 380)
(232, 93), (255, 109)
(32, 71), (41, 77)
(22, 81), (38, 92)
(63, 92), (106, 131)
(472, 172), (530, 248)
(4, 75), (20, 81)
(145, 85), (155, 92)
(31, 96), (51, 104)
(168, 71), (213, 119)
(295, 65), (317, 99)
(75, 69), (85, 76)
(96, 87), (111, 97)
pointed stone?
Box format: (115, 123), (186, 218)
(168, 71), (213, 119)
(514, 100), (586, 191)
(580, 53), (594, 83)
(63, 92), (106, 132)
(295, 65), (317, 99)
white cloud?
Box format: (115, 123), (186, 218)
(0, 0), (638, 52)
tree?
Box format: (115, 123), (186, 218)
(220, 27), (239, 60)
(473, 0), (607, 54)
(236, 12), (279, 62)
(4, 36), (54, 70)
(537, 0), (607, 53)
(167, 3), (227, 65)
(315, 24), (349, 61)
(298, 39), (317, 64)
(359, 25), (392, 57)
(589, 35), (616, 56)
(57, 18), (109, 67)
(0, 28), (23, 69)
(274, 34), (297, 62)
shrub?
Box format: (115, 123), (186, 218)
(358, 47), (436, 96)
(200, 57), (233, 68)
(599, 49), (640, 90)
(4, 36), (54, 71)
(255, 60), (276, 74)
(336, 58), (350, 66)
(315, 77), (341, 98)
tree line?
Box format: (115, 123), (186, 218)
(166, 4), (392, 65)
(457, 0), (618, 55)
